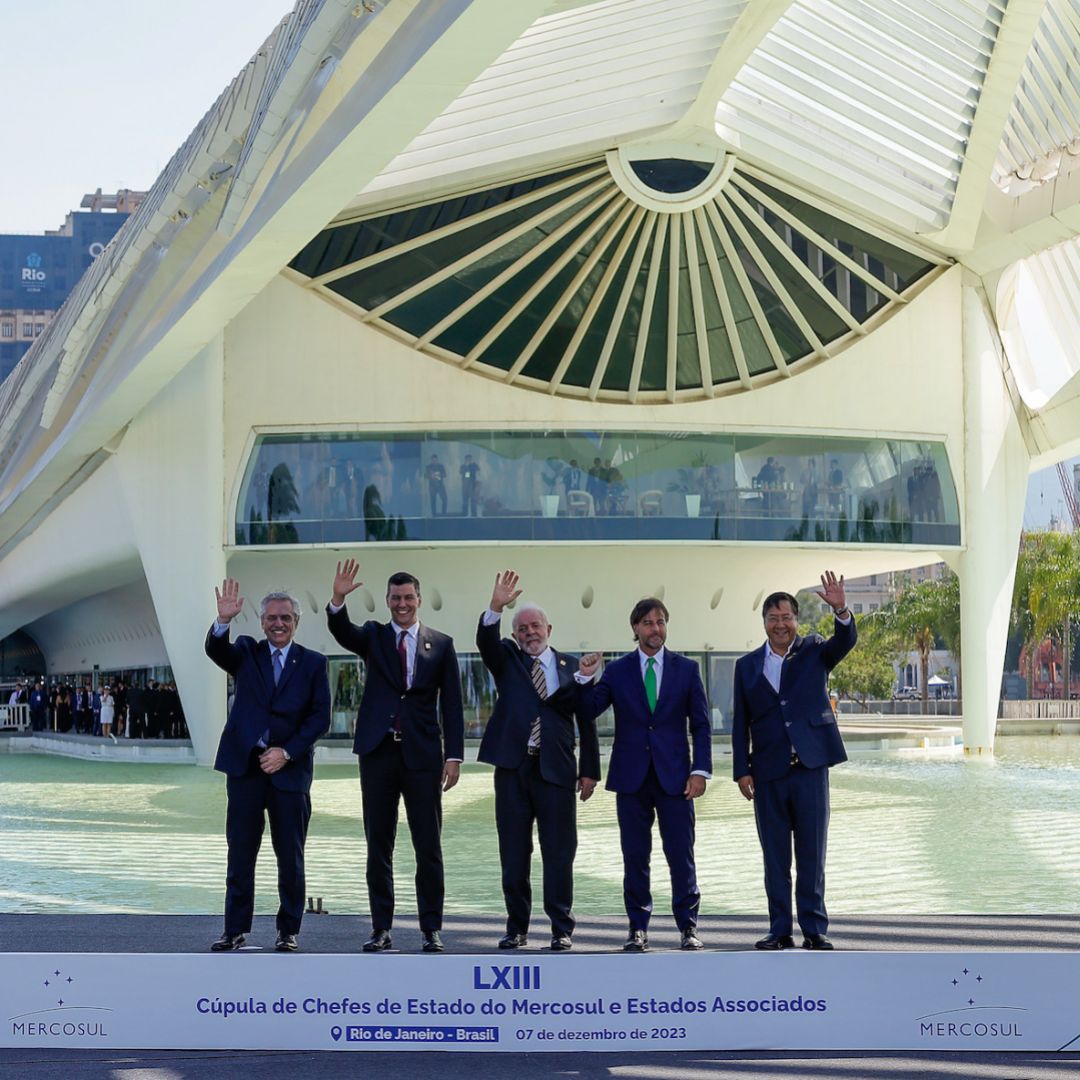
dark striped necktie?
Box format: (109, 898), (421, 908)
(530, 657), (547, 747)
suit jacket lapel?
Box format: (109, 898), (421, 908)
(747, 643), (776, 698)
(412, 625), (431, 688)
(257, 639), (276, 696)
(275, 643), (302, 695)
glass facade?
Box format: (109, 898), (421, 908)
(235, 430), (960, 547)
(328, 649), (736, 740)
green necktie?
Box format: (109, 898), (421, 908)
(645, 657), (657, 712)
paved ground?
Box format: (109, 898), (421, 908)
(2, 913), (1078, 1079)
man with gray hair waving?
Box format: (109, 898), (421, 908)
(477, 570), (600, 952)
(206, 579), (330, 953)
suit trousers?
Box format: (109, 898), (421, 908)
(494, 754), (576, 937)
(359, 734), (444, 931)
(753, 763), (830, 938)
(616, 762), (699, 932)
(224, 753), (312, 935)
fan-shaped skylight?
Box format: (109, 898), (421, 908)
(291, 155), (944, 403)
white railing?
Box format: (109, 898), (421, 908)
(0, 703), (30, 730)
(1000, 700), (1080, 720)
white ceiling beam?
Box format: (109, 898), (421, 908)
(675, 0), (792, 134)
(923, 0), (1048, 251)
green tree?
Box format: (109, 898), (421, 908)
(877, 574), (959, 714)
(1019, 531), (1080, 699)
(810, 612), (896, 706)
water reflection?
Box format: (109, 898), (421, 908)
(0, 738), (1078, 916)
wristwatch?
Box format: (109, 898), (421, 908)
(835, 606), (850, 618)
(281, 748), (291, 761)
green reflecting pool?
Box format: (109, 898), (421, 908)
(1, 737), (1079, 917)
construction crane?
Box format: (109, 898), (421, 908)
(1056, 462), (1080, 529)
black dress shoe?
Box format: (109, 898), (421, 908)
(362, 929), (393, 952)
(550, 934), (572, 951)
(275, 932), (298, 952)
(623, 929), (649, 952)
(498, 932), (528, 949)
(754, 933), (795, 951)
(802, 934), (834, 950)
(210, 932), (245, 952)
(422, 930), (444, 953)
(680, 927), (704, 950)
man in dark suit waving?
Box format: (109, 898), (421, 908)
(732, 570), (856, 952)
(477, 570), (600, 952)
(206, 579), (330, 953)
(327, 558), (464, 953)
(577, 599), (711, 952)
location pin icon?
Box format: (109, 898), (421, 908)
(330, 1026), (342, 1042)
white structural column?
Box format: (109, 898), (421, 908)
(956, 277), (1031, 754)
(114, 338), (227, 765)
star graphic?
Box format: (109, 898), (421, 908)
(54, 970), (60, 977)
(976, 975), (982, 983)
(43, 980), (49, 987)
(951, 979), (957, 986)
(968, 998), (975, 1005)
(66, 976), (73, 984)
(57, 999), (63, 1007)
(962, 968), (969, 975)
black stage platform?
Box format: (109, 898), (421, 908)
(2, 912), (1078, 1080)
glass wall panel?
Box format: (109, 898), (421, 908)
(235, 431), (961, 547)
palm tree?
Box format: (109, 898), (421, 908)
(878, 576), (958, 714)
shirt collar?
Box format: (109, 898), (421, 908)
(391, 621), (420, 640)
(638, 646), (664, 670)
(270, 641), (293, 662)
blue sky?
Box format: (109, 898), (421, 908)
(0, 1), (288, 234)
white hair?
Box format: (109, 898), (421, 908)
(260, 591), (302, 619)
(512, 603), (549, 630)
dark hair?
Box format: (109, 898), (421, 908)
(762, 591), (799, 617)
(630, 597), (669, 640)
(387, 571), (421, 593)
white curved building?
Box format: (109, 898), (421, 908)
(2, 0), (1078, 763)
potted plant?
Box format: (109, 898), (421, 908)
(539, 457), (563, 517)
(666, 452), (709, 518)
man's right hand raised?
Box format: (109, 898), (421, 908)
(215, 578), (244, 623)
(331, 558), (363, 607)
(489, 570), (522, 614)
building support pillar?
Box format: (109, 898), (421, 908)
(955, 277), (1030, 755)
(114, 337), (226, 765)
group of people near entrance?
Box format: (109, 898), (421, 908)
(205, 562), (855, 956)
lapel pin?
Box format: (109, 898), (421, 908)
(424, 642), (431, 651)
(559, 659), (566, 667)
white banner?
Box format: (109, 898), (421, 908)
(2, 951), (1078, 1053)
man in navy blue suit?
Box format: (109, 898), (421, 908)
(732, 570), (856, 951)
(206, 579), (331, 953)
(477, 570), (600, 952)
(327, 558), (464, 954)
(577, 598), (711, 951)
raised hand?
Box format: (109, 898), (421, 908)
(331, 558), (363, 606)
(489, 570), (522, 614)
(814, 569), (846, 612)
(578, 652), (602, 679)
(215, 578), (244, 623)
